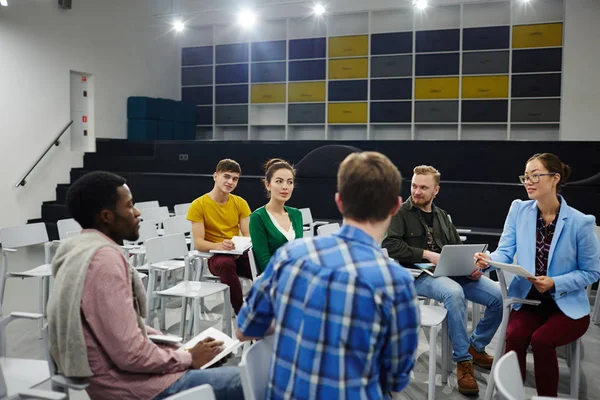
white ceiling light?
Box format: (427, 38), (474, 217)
(0, 0), (8, 7)
(413, 0), (428, 10)
(173, 20), (185, 32)
(313, 3), (326, 16)
(521, 0), (531, 2)
(238, 9), (256, 29)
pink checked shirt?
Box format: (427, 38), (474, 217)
(81, 236), (191, 400)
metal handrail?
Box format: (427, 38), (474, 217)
(15, 120), (73, 187)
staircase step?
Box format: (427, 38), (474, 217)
(42, 203), (70, 223)
(56, 184), (71, 204)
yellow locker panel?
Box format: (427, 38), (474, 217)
(462, 76), (509, 99)
(328, 35), (369, 58)
(288, 82), (326, 102)
(328, 103), (368, 124)
(415, 77), (459, 100)
(512, 23), (563, 48)
(251, 84), (286, 103)
(329, 58), (369, 80)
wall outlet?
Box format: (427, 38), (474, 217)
(179, 154), (189, 161)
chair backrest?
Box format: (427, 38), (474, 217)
(299, 208), (313, 226)
(57, 219), (82, 240)
(239, 335), (275, 400)
(141, 207), (170, 223)
(65, 230), (81, 239)
(163, 384), (216, 400)
(248, 248), (258, 280)
(494, 351), (526, 400)
(0, 223), (49, 249)
(174, 203), (192, 217)
(163, 216), (192, 236)
(316, 223), (340, 236)
(145, 233), (188, 264)
(128, 220), (159, 245)
(134, 200), (160, 210)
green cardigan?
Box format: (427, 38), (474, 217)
(249, 206), (304, 273)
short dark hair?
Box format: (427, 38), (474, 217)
(527, 153), (572, 193)
(66, 171), (127, 229)
(337, 152), (402, 222)
(215, 159), (241, 174)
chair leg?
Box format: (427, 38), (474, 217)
(484, 303), (510, 400)
(428, 324), (438, 400)
(592, 289), (600, 324)
(223, 287), (232, 338)
(145, 270), (156, 326)
(38, 278), (45, 339)
(441, 318), (449, 384)
(570, 339), (581, 397)
(179, 297), (188, 340)
(193, 299), (201, 337)
(159, 271), (167, 331)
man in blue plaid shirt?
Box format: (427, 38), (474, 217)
(237, 151), (420, 399)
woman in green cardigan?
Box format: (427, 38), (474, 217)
(249, 158), (304, 274)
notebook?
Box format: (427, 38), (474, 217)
(486, 260), (537, 279)
(178, 327), (244, 369)
(209, 236), (252, 256)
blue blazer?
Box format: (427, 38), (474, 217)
(491, 196), (600, 319)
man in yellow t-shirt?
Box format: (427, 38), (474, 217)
(187, 159), (252, 313)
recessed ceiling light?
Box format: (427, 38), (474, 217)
(238, 9), (256, 29)
(314, 3), (326, 16)
(413, 0), (428, 10)
(173, 20), (185, 32)
(0, 0), (8, 7)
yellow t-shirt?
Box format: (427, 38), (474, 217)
(187, 193), (252, 243)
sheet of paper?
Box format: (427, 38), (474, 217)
(178, 327), (243, 369)
(209, 236), (252, 255)
(486, 260), (537, 279)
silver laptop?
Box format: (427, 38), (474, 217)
(415, 244), (487, 277)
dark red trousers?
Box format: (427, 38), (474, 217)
(505, 302), (589, 397)
(208, 252), (252, 314)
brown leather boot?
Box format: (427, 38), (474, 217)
(457, 360), (479, 395)
(468, 343), (494, 369)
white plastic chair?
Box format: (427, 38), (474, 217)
(419, 305), (450, 400)
(41, 324), (88, 400)
(141, 207), (170, 231)
(484, 269), (581, 400)
(316, 223), (340, 236)
(123, 220), (159, 267)
(163, 384), (215, 400)
(163, 216), (193, 246)
(134, 200), (160, 210)
(299, 208), (328, 237)
(56, 219), (82, 241)
(239, 335), (275, 400)
(0, 223), (53, 337)
(174, 203), (192, 217)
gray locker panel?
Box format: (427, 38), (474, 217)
(415, 101), (459, 122)
(371, 55), (413, 78)
(215, 105), (249, 125)
(463, 51), (509, 75)
(288, 104), (326, 124)
(511, 99), (561, 122)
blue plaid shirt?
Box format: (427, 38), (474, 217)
(238, 225), (420, 400)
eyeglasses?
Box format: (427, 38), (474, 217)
(518, 173), (556, 184)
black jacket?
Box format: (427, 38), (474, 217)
(382, 197), (462, 266)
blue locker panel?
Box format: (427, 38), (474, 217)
(416, 53), (460, 76)
(174, 122), (196, 140)
(371, 32), (413, 55)
(216, 84), (249, 104)
(251, 40), (286, 61)
(216, 43), (249, 64)
(462, 100), (508, 122)
(128, 120), (157, 141)
(174, 102), (196, 123)
(289, 37), (327, 60)
(370, 102), (412, 123)
(127, 97), (159, 120)
(463, 26), (510, 50)
(511, 74), (562, 98)
(181, 66), (213, 86)
(216, 64), (249, 84)
(416, 29), (460, 53)
(328, 80), (368, 102)
(289, 60), (326, 81)
(196, 106), (213, 125)
(181, 87), (213, 106)
(251, 62), (286, 83)
(371, 79), (412, 100)
(158, 121), (174, 140)
(157, 98), (175, 121)
(181, 46), (213, 66)
(512, 48), (563, 73)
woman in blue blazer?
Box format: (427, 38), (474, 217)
(476, 153), (600, 397)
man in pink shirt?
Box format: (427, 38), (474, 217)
(46, 171), (243, 400)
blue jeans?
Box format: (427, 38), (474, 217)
(415, 274), (503, 362)
(153, 367), (244, 400)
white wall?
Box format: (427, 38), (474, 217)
(561, 0), (600, 141)
(0, 0), (178, 226)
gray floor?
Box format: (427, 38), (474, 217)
(3, 244), (600, 399)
